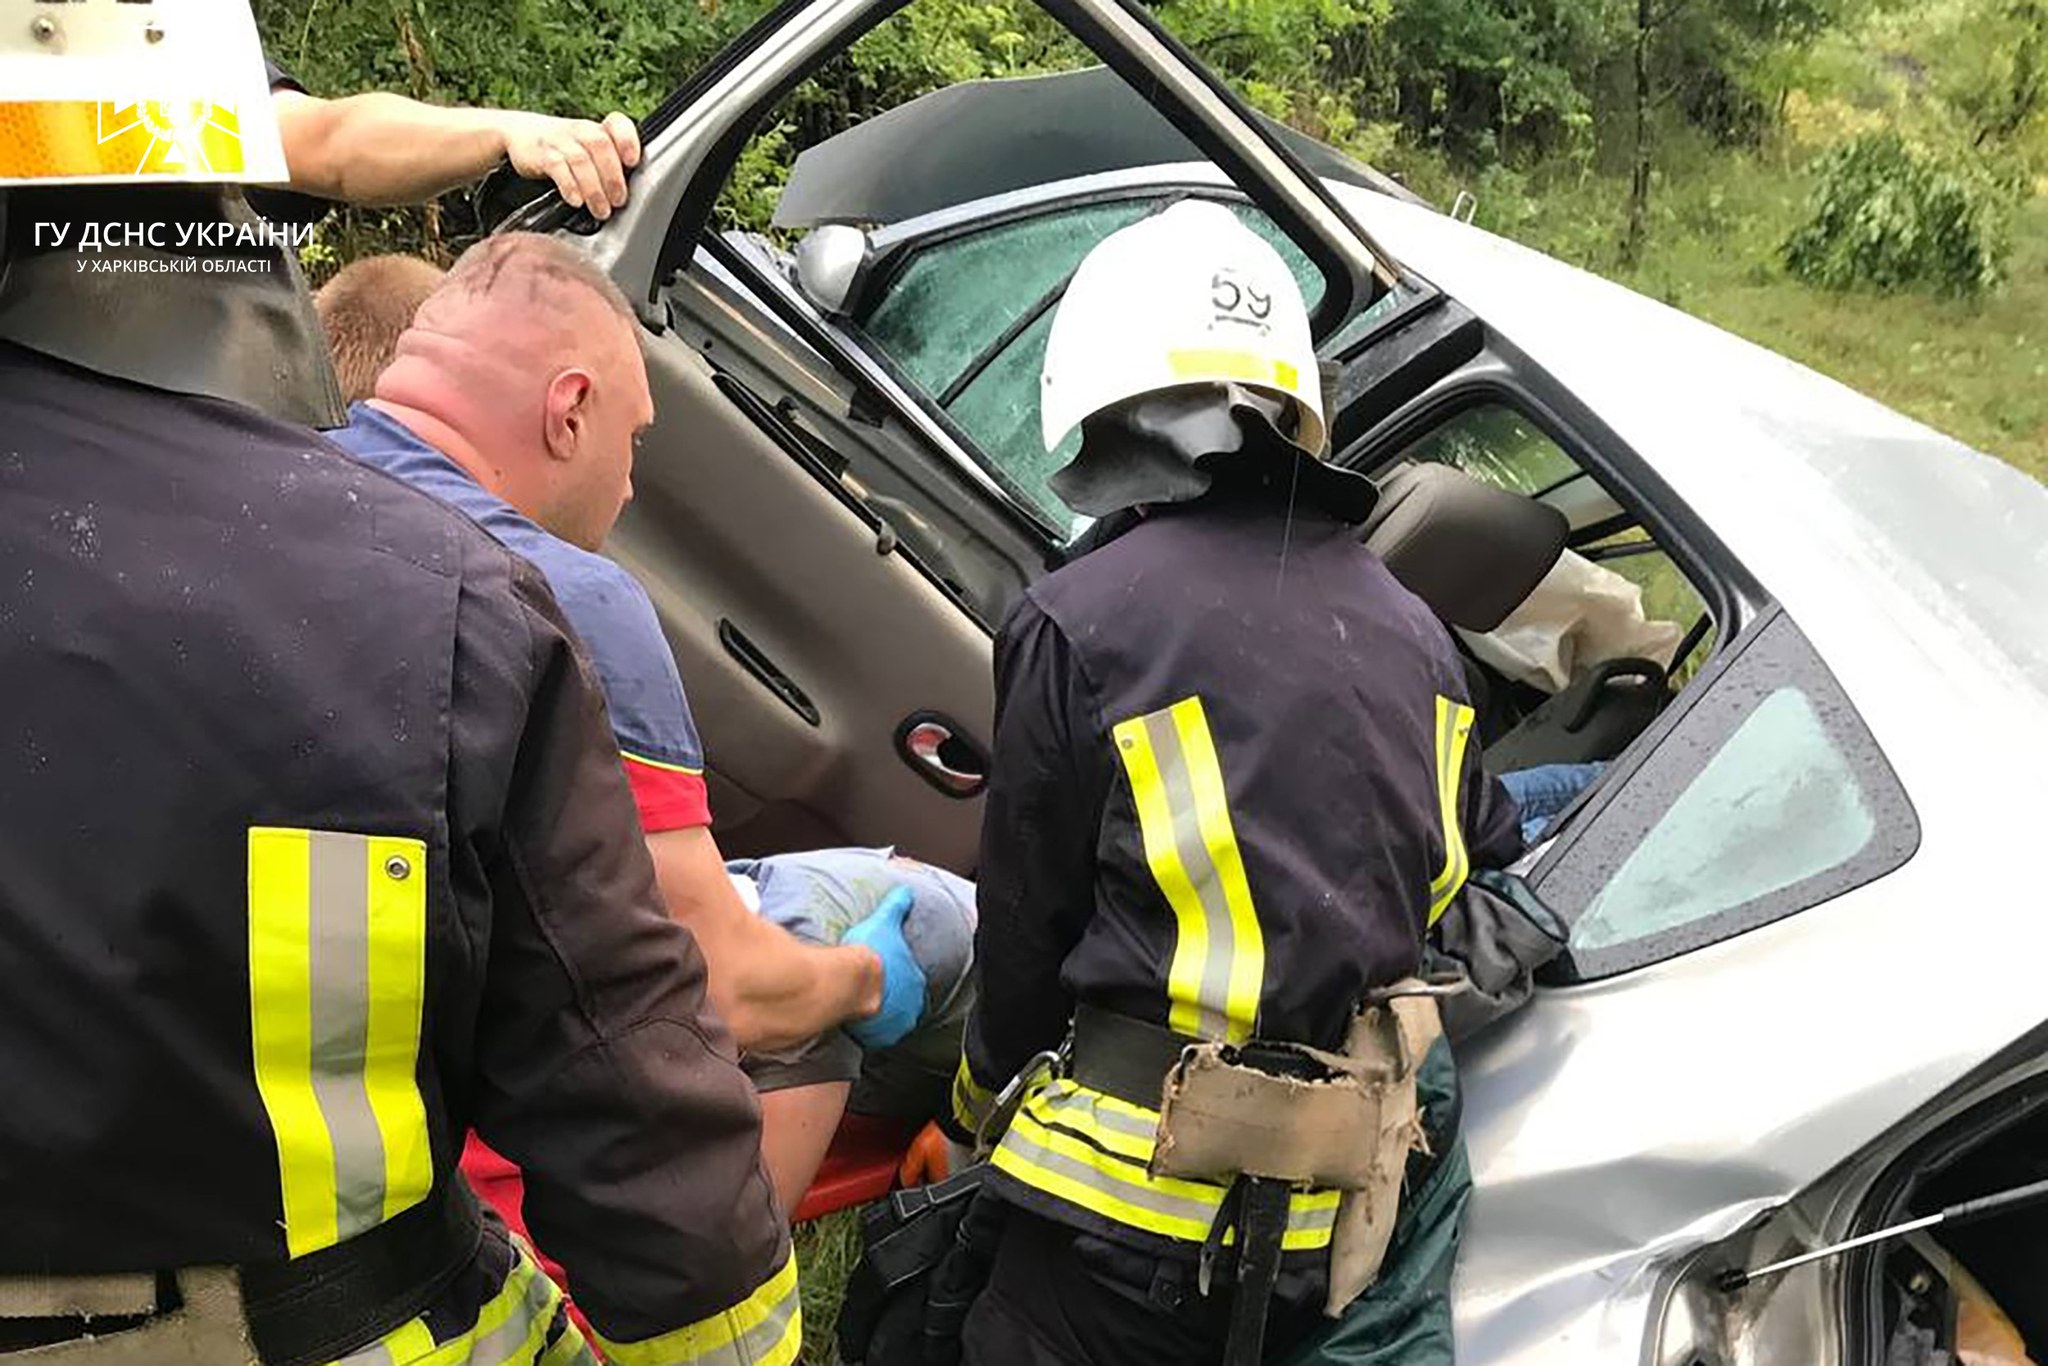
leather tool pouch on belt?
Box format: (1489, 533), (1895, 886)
(1150, 982), (1445, 1318)
(0, 1269), (257, 1363)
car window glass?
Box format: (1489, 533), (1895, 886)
(1536, 612), (1919, 979)
(943, 308), (1080, 531)
(857, 194), (1385, 536)
(696, 0), (1392, 549)
(1228, 202), (1325, 312)
(860, 199), (1156, 402)
(1570, 687), (1875, 950)
(1229, 202), (1402, 353)
(1404, 404), (1578, 495)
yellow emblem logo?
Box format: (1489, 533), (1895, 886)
(0, 98), (246, 180)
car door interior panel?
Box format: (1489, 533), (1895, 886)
(608, 333), (994, 871)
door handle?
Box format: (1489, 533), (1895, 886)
(719, 619), (820, 727)
(895, 713), (988, 797)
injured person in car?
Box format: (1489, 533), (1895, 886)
(727, 847), (980, 1208)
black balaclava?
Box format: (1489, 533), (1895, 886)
(1051, 381), (1378, 525)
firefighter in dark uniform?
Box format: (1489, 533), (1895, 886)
(0, 7), (797, 1364)
(944, 202), (1524, 1366)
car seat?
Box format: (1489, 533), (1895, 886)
(1362, 462), (1671, 765)
(1362, 462), (1568, 634)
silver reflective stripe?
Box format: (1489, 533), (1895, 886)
(722, 1283), (801, 1366)
(541, 1333), (602, 1366)
(328, 1250), (568, 1366)
(1032, 1082), (1160, 1143)
(589, 1252), (802, 1366)
(1292, 1201), (1338, 1235)
(468, 1261), (560, 1366)
(1140, 710), (1238, 1041)
(1018, 1087), (1339, 1241)
(998, 1120), (1220, 1227)
(307, 829), (391, 1242)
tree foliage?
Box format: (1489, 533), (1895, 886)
(254, 0), (2033, 297)
(1782, 130), (2014, 295)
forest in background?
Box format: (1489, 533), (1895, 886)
(252, 0), (2047, 474)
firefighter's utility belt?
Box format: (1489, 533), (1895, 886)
(0, 1180), (482, 1366)
(1069, 985), (1448, 1366)
(1068, 1004), (1207, 1110)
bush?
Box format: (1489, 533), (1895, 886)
(1781, 130), (2014, 295)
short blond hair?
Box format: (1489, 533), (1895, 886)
(314, 254), (448, 405)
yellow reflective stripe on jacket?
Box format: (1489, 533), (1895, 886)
(591, 1250), (801, 1366)
(1427, 697), (1476, 927)
(329, 1242), (595, 1366)
(992, 1081), (1340, 1252)
(1112, 697), (1265, 1044)
(951, 1055), (997, 1137)
(249, 828), (433, 1259)
(537, 1331), (599, 1366)
(537, 1331), (598, 1366)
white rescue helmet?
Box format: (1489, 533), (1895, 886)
(0, 0), (287, 186)
(1041, 200), (1326, 457)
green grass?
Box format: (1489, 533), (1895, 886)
(1669, 207), (2048, 484)
(795, 1211), (863, 1363)
(1434, 144), (2048, 484)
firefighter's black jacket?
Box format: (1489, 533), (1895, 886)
(954, 458), (1523, 1150)
(0, 342), (789, 1358)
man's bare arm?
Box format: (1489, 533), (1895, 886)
(644, 825), (882, 1053)
(272, 89), (640, 216)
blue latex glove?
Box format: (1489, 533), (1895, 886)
(841, 885), (927, 1050)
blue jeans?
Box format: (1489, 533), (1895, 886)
(1500, 762), (1605, 842)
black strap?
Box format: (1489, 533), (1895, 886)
(240, 1181), (484, 1366)
(1068, 1004), (1205, 1110)
(1219, 1176), (1290, 1366)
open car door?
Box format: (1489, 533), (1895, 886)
(477, 0), (1491, 1224)
(490, 0), (1425, 877)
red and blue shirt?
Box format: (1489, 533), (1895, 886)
(332, 404), (711, 831)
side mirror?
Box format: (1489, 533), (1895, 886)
(794, 224), (872, 317)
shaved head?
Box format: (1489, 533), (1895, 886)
(372, 233), (654, 550)
(314, 254), (446, 405)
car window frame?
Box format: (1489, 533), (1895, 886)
(836, 173), (1446, 541)
(1341, 360), (1749, 646)
(687, 228), (1075, 566)
(1529, 605), (1922, 983)
(507, 0), (1444, 566)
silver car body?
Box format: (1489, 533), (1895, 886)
(1337, 188), (2048, 1363)
(764, 170), (2048, 1358)
(542, 2), (2048, 1356)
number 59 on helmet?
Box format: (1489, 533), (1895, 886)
(1040, 199), (1328, 459)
